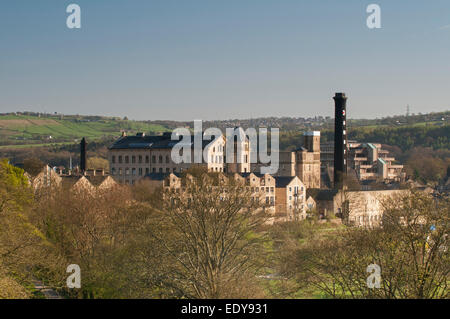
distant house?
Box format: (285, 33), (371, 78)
(31, 165), (118, 195)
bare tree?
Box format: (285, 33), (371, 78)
(278, 191), (449, 299)
(140, 171), (269, 298)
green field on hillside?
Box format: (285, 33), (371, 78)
(0, 114), (169, 147)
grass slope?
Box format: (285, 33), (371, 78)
(0, 115), (169, 148)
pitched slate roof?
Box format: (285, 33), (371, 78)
(143, 172), (182, 181)
(238, 172), (266, 179)
(108, 133), (220, 150)
(275, 176), (297, 188)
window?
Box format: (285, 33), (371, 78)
(112, 156), (116, 164)
(132, 168), (136, 176)
(118, 156), (123, 164)
(111, 168), (116, 175)
(270, 187), (274, 193)
(152, 156), (156, 163)
(125, 168), (129, 176)
(145, 168), (149, 174)
(125, 156), (129, 164)
(166, 168), (170, 173)
(139, 168), (142, 176)
(119, 168), (122, 175)
(173, 168), (176, 172)
(266, 187), (269, 193)
(132, 156), (136, 164)
(145, 155), (149, 163)
(159, 168), (163, 173)
(138, 155), (142, 163)
(166, 155), (170, 163)
(152, 168), (156, 173)
(289, 187), (292, 192)
(159, 156), (163, 163)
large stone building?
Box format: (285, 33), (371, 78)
(108, 131), (250, 184)
(320, 141), (405, 183)
(309, 188), (409, 227)
(143, 171), (307, 223)
(251, 131), (321, 189)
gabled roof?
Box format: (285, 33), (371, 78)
(275, 176), (298, 188)
(85, 175), (111, 186)
(238, 172), (266, 179)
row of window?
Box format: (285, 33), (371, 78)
(251, 196), (274, 205)
(111, 167), (178, 176)
(112, 155), (171, 164)
(112, 154), (228, 165)
(247, 186), (274, 193)
(288, 186), (304, 193)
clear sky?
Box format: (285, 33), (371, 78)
(1, 0), (449, 121)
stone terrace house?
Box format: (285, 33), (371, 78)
(233, 172), (276, 215)
(108, 131), (250, 185)
(31, 165), (118, 195)
(144, 171), (308, 223)
(274, 176), (306, 221)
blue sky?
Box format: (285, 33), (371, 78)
(1, 0), (449, 120)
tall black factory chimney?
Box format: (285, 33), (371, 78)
(333, 93), (347, 189)
(80, 137), (87, 173)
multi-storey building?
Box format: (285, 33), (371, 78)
(225, 127), (251, 174)
(320, 141), (405, 183)
(275, 176), (306, 221)
(108, 131), (249, 184)
(296, 131), (321, 189)
(251, 131), (321, 189)
(144, 171), (306, 223)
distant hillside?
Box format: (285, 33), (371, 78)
(0, 110), (448, 150)
(0, 113), (169, 148)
